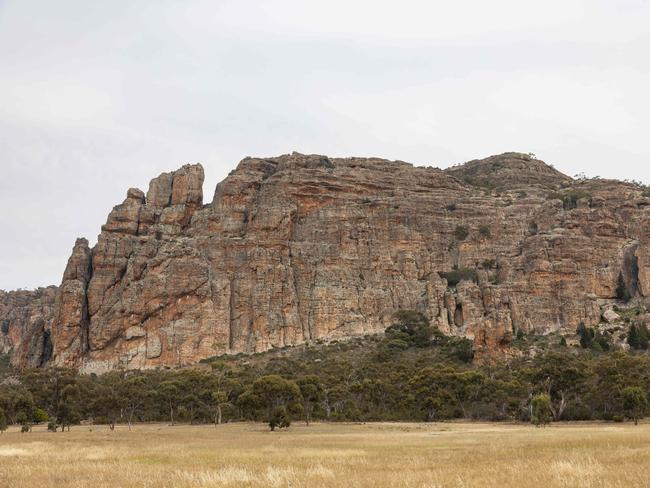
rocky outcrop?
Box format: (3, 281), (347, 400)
(0, 287), (57, 367)
(3, 152), (650, 371)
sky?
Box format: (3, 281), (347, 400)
(1, 0), (649, 290)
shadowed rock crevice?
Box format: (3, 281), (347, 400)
(622, 242), (640, 298)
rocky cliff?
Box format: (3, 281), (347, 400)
(2, 152), (649, 372)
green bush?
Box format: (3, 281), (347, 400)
(531, 393), (552, 427)
(628, 323), (649, 350)
(269, 406), (291, 431)
(385, 311), (436, 348)
(33, 408), (48, 424)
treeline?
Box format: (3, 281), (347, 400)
(2, 311), (650, 431)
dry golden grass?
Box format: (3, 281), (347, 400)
(1, 421), (650, 487)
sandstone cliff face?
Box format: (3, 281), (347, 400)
(0, 287), (57, 367)
(2, 152), (649, 371)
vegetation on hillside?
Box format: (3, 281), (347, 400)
(2, 311), (650, 430)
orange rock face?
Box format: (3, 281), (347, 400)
(2, 152), (649, 371)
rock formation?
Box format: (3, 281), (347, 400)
(0, 287), (57, 368)
(2, 152), (649, 372)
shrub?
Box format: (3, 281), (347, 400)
(623, 386), (648, 425)
(479, 225), (491, 238)
(444, 337), (474, 363)
(385, 311), (436, 348)
(439, 268), (478, 287)
(628, 323), (649, 350)
(454, 225), (469, 241)
(33, 408), (49, 424)
(482, 259), (496, 269)
(269, 406), (291, 431)
(386, 339), (410, 351)
(531, 393), (552, 427)
(577, 323), (611, 351)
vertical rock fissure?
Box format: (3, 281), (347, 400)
(81, 253), (93, 357)
(228, 277), (236, 350)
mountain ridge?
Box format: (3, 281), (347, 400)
(2, 151), (649, 372)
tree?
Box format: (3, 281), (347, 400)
(576, 323), (594, 349)
(33, 408), (49, 424)
(531, 393), (552, 427)
(16, 412), (31, 433)
(623, 387), (647, 425)
(56, 384), (81, 432)
(0, 408), (7, 434)
(209, 361), (237, 425)
(385, 311), (436, 348)
(158, 380), (181, 426)
(628, 324), (649, 350)
(525, 353), (588, 421)
(92, 376), (122, 430)
(298, 376), (323, 426)
(241, 375), (302, 431)
(269, 406), (291, 430)
(119, 374), (153, 430)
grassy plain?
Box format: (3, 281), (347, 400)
(1, 421), (650, 487)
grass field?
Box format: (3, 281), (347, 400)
(1, 421), (650, 487)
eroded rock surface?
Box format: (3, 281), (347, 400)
(3, 152), (650, 371)
(0, 287), (57, 367)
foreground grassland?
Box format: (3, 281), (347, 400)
(1, 422), (650, 487)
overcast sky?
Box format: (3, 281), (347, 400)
(1, 0), (649, 290)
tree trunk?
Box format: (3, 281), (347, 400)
(170, 404), (174, 426)
(217, 405), (222, 425)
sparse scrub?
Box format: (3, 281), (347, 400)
(479, 225), (491, 238)
(454, 225), (469, 241)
